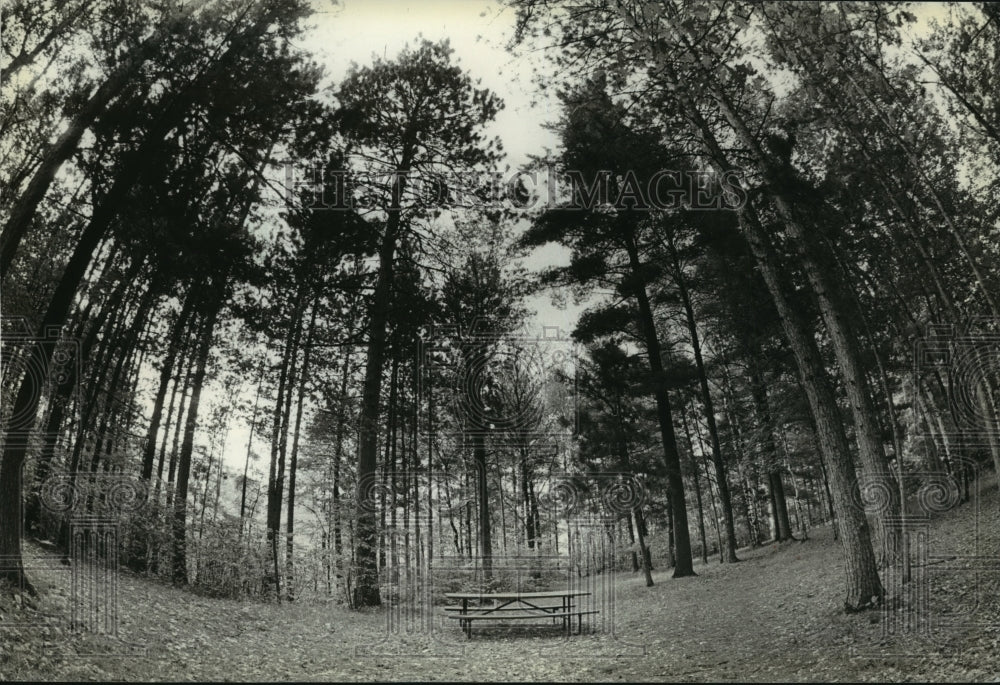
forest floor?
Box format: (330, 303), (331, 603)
(2, 478), (999, 682)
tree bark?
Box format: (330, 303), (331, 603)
(267, 290), (305, 601)
(353, 142), (415, 607)
(172, 302), (219, 585)
(665, 84), (883, 607)
(680, 403), (710, 564)
(748, 359), (793, 541)
(240, 359), (266, 537)
(665, 232), (740, 562)
(142, 290), (196, 480)
(0, 6), (193, 278)
(285, 299), (318, 601)
(472, 430), (492, 582)
(712, 87), (901, 566)
(622, 227), (695, 577)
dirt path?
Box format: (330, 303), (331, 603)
(2, 483), (998, 681)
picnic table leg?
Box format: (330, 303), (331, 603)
(565, 596), (571, 634)
(462, 599), (470, 638)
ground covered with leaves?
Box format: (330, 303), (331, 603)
(2, 481), (999, 682)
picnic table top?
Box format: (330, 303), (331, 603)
(443, 590), (591, 600)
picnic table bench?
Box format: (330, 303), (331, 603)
(443, 590), (597, 638)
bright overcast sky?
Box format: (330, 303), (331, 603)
(301, 0), (558, 168)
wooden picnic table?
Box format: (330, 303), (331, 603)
(443, 590), (597, 638)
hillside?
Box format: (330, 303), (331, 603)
(2, 478), (997, 682)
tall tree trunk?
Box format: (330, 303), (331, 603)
(87, 284), (154, 485)
(0, 28), (252, 585)
(155, 337), (188, 495)
(680, 402), (710, 564)
(142, 289), (196, 480)
(625, 509), (638, 572)
(614, 414), (654, 583)
(673, 88), (883, 607)
(781, 429), (809, 541)
(330, 352), (352, 588)
(390, 368), (399, 574)
(353, 144), (414, 607)
(520, 458), (536, 549)
(425, 359), (434, 567)
(58, 278), (148, 549)
(0, 5), (194, 277)
(665, 233), (740, 562)
(172, 302), (219, 585)
(285, 299), (318, 601)
(747, 359), (793, 541)
(379, 356), (399, 572)
(711, 85), (901, 566)
(738, 206), (882, 609)
(705, 461), (724, 563)
(615, 14), (883, 607)
(411, 374), (422, 572)
(472, 429), (492, 582)
(266, 289), (305, 601)
(622, 227), (695, 577)
(23, 268), (132, 533)
(240, 359), (267, 537)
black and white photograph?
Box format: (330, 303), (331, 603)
(1, 0), (999, 681)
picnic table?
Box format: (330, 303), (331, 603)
(443, 590), (597, 638)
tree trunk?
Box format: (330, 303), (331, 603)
(0, 6), (191, 278)
(285, 299), (318, 601)
(680, 403), (710, 564)
(240, 359), (266, 537)
(622, 227), (695, 577)
(739, 206), (882, 609)
(625, 510), (638, 572)
(24, 268), (132, 533)
(330, 352), (352, 590)
(172, 302), (219, 585)
(142, 289), (196, 480)
(666, 234), (740, 562)
(748, 360), (793, 541)
(0, 25), (251, 584)
(472, 430), (492, 582)
(353, 149), (413, 607)
(520, 458), (536, 549)
(712, 86), (901, 566)
(670, 88), (883, 608)
(616, 20), (883, 607)
(266, 288), (305, 601)
(633, 507), (654, 586)
(633, 504), (653, 572)
(379, 356), (398, 572)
